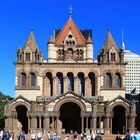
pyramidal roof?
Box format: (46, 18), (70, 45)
(86, 33), (92, 44)
(55, 18), (86, 45)
(23, 30), (39, 51)
(103, 29), (118, 50)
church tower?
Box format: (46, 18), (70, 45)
(47, 18), (94, 63)
(17, 30), (42, 63)
(98, 28), (124, 64)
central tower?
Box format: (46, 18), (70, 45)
(47, 18), (93, 63)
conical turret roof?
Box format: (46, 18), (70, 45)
(103, 29), (118, 50)
(23, 30), (39, 51)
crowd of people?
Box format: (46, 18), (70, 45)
(116, 130), (140, 140)
(2, 128), (140, 140)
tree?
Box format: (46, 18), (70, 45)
(0, 92), (13, 129)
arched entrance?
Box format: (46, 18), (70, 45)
(16, 105), (28, 134)
(60, 102), (81, 133)
(112, 106), (125, 134)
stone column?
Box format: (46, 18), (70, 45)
(44, 116), (50, 130)
(13, 116), (17, 130)
(90, 116), (96, 131)
(85, 77), (88, 96)
(99, 117), (101, 128)
(86, 117), (88, 129)
(39, 117), (41, 129)
(31, 116), (37, 130)
(63, 77), (67, 93)
(81, 117), (84, 132)
(28, 117), (30, 132)
(74, 77), (78, 94)
(53, 77), (56, 96)
(125, 117), (128, 132)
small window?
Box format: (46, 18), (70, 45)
(21, 73), (26, 86)
(31, 73), (36, 86)
(105, 73), (112, 88)
(25, 53), (30, 61)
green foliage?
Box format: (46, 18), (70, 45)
(0, 92), (12, 129)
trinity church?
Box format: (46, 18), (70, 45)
(4, 15), (136, 134)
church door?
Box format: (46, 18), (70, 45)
(112, 106), (126, 134)
(60, 102), (81, 133)
(16, 105), (28, 134)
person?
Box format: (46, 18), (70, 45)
(123, 131), (132, 140)
(0, 130), (3, 140)
(73, 131), (78, 140)
(90, 130), (95, 140)
(37, 131), (42, 140)
(64, 135), (69, 140)
(94, 133), (103, 140)
(115, 133), (122, 140)
(31, 131), (36, 140)
(18, 131), (25, 140)
(2, 129), (8, 140)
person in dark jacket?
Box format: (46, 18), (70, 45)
(94, 134), (103, 140)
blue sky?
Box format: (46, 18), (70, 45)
(0, 0), (140, 97)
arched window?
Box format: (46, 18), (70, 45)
(115, 73), (121, 88)
(105, 73), (112, 88)
(111, 53), (116, 61)
(31, 73), (36, 86)
(57, 73), (63, 95)
(67, 73), (74, 91)
(78, 73), (85, 96)
(89, 72), (95, 96)
(46, 72), (53, 96)
(25, 53), (30, 61)
(21, 73), (26, 86)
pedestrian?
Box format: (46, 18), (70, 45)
(37, 130), (42, 140)
(31, 131), (36, 140)
(94, 133), (103, 140)
(73, 131), (78, 140)
(18, 131), (25, 140)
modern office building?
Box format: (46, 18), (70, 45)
(124, 50), (140, 95)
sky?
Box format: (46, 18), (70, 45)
(0, 0), (140, 97)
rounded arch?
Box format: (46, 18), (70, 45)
(42, 70), (55, 78)
(89, 70), (99, 77)
(53, 97), (87, 112)
(110, 103), (128, 134)
(11, 101), (31, 112)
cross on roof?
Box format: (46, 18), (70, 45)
(69, 4), (73, 18)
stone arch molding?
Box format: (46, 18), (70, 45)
(11, 101), (31, 112)
(53, 96), (87, 112)
(109, 102), (129, 116)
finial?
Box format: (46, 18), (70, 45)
(69, 4), (73, 19)
(30, 28), (34, 32)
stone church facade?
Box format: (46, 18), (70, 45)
(4, 17), (136, 134)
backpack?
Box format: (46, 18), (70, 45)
(3, 131), (8, 138)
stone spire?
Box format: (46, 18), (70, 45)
(103, 28), (118, 50)
(86, 33), (92, 44)
(23, 29), (39, 51)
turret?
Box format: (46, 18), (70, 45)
(86, 33), (93, 62)
(47, 34), (57, 62)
